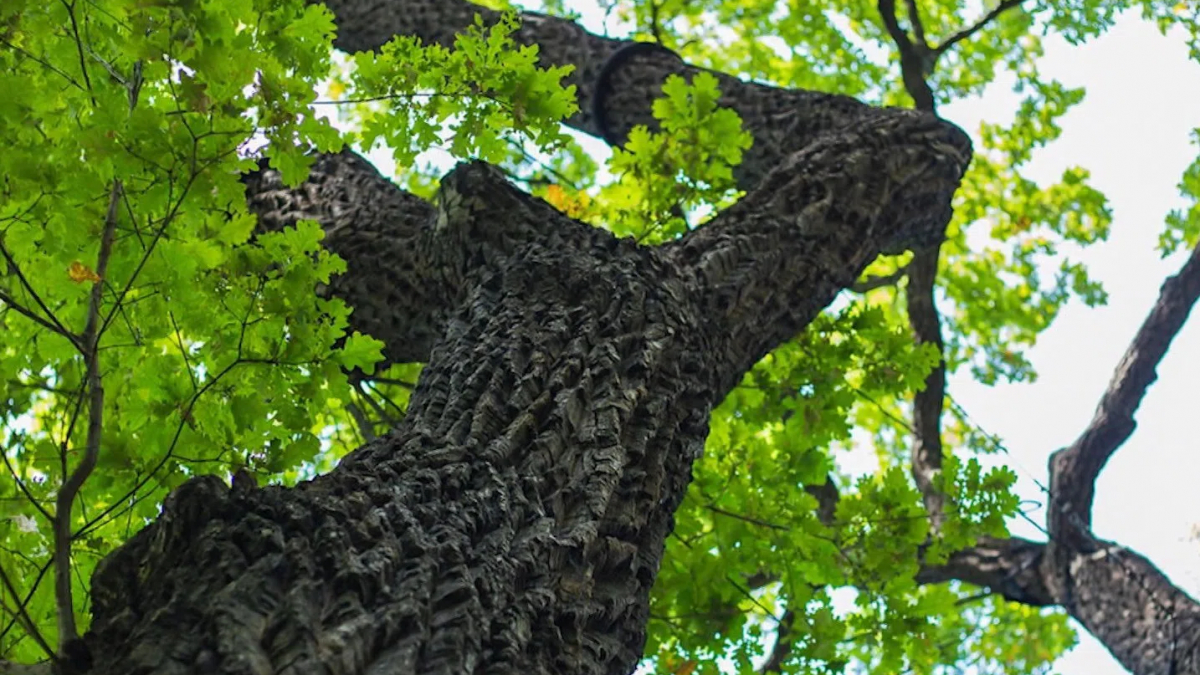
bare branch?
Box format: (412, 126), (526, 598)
(53, 180), (122, 648)
(916, 536), (1052, 606)
(934, 0), (1025, 56)
(0, 244), (82, 350)
(906, 249), (947, 531)
(0, 437), (53, 524)
(0, 562), (55, 661)
(1049, 243), (1200, 538)
(904, 0), (930, 48)
(0, 290), (78, 343)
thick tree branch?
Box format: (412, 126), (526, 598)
(268, 7), (1200, 675)
(244, 152), (626, 368)
(1048, 243), (1200, 540)
(245, 152), (445, 364)
(666, 108), (970, 396)
(915, 533), (1200, 675)
(916, 536), (1052, 606)
(314, 0), (870, 189)
(911, 244), (1200, 675)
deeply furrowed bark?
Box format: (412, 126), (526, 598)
(77, 99), (970, 674)
(26, 2), (1197, 675)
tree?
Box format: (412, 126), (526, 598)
(0, 0), (1197, 674)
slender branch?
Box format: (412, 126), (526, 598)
(0, 562), (55, 661)
(365, 376), (417, 389)
(0, 291), (76, 342)
(877, 0), (914, 52)
(53, 180), (121, 648)
(877, 0), (938, 116)
(0, 437), (54, 523)
(0, 557), (52, 646)
(0, 37), (84, 90)
(1049, 243), (1200, 539)
(0, 244), (83, 350)
(759, 610), (795, 673)
(705, 504), (791, 531)
(906, 249), (947, 531)
(346, 401), (378, 442)
(934, 0), (1025, 56)
(904, 0), (929, 48)
(60, 0), (96, 104)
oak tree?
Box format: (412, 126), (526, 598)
(0, 0), (1197, 674)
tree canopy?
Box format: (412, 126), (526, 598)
(1, 0), (1198, 673)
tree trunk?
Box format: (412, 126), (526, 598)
(77, 97), (970, 674)
(41, 3), (1200, 675)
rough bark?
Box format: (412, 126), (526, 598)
(16, 2), (1197, 675)
(77, 92), (970, 675)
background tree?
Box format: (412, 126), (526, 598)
(0, 1), (1196, 675)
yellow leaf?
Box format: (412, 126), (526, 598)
(543, 184), (591, 218)
(544, 184), (568, 210)
(68, 261), (101, 284)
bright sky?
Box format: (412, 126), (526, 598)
(941, 14), (1200, 675)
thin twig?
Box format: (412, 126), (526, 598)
(904, 0), (929, 48)
(53, 180), (121, 648)
(0, 556), (53, 645)
(705, 504), (790, 531)
(60, 0), (96, 104)
(934, 0), (1025, 56)
(0, 290), (76, 342)
(0, 561), (56, 661)
(1, 435), (54, 523)
(0, 244), (82, 350)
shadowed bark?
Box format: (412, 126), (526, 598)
(76, 93), (970, 674)
(8, 2), (1197, 675)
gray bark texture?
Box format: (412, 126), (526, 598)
(36, 1), (1198, 675)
